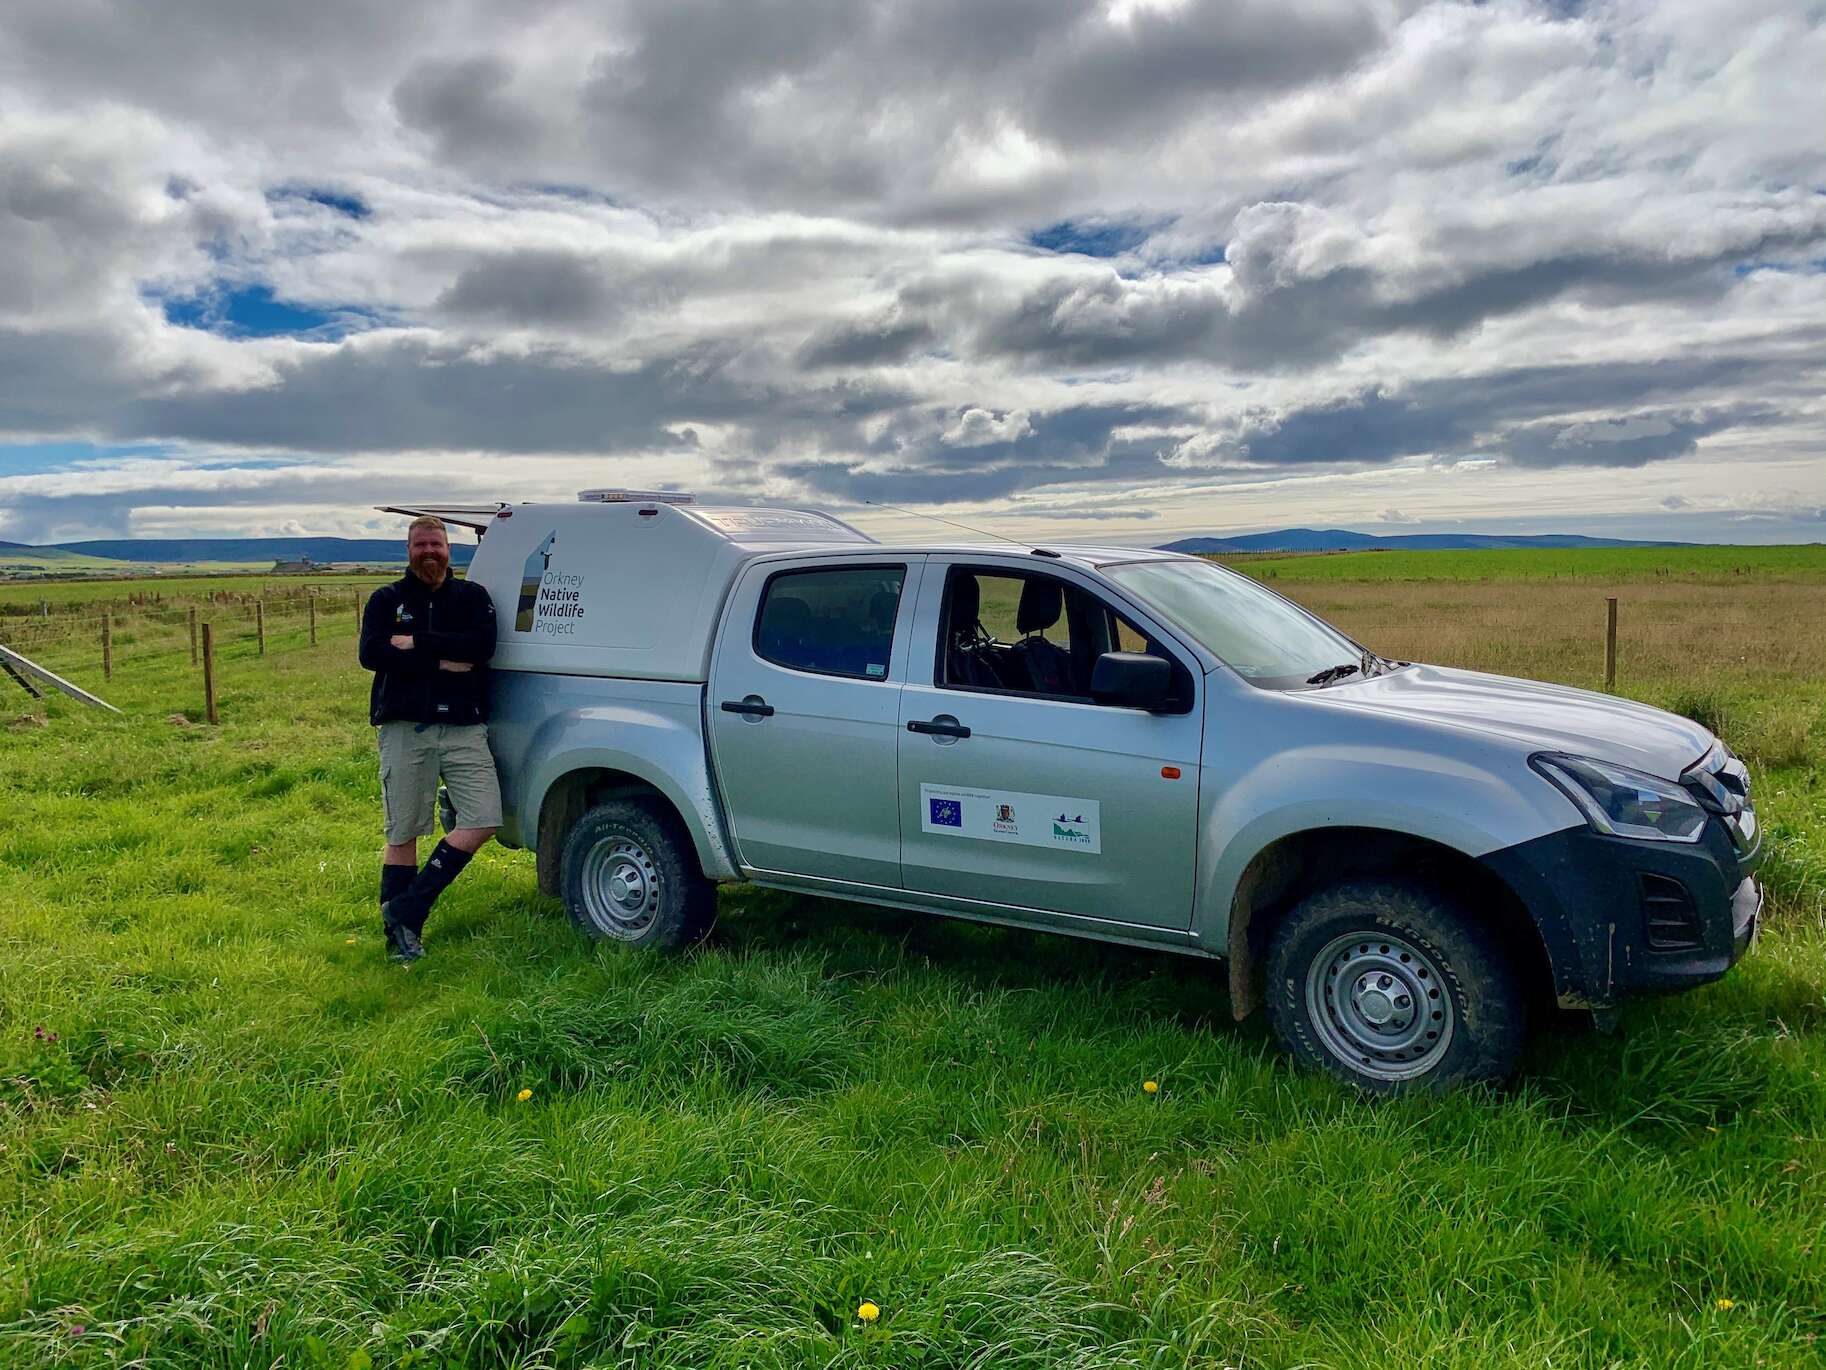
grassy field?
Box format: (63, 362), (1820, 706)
(2, 556), (1823, 1368)
(1226, 544), (1826, 584)
(0, 574), (397, 615)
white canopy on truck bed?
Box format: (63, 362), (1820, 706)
(419, 493), (874, 682)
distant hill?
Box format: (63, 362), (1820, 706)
(1159, 528), (1691, 554)
(48, 537), (476, 566)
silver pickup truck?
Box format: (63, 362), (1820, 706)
(402, 490), (1761, 1091)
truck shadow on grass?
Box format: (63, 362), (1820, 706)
(711, 882), (1263, 1040)
(708, 883), (1822, 1132)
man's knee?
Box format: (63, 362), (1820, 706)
(447, 826), (497, 854)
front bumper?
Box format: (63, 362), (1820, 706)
(1481, 814), (1761, 1009)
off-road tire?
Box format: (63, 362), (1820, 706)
(559, 799), (716, 950)
(1265, 879), (1525, 1093)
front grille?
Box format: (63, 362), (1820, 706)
(1640, 873), (1703, 950)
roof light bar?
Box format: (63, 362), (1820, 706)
(577, 488), (697, 504)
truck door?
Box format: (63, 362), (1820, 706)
(897, 561), (1202, 930)
(708, 557), (924, 886)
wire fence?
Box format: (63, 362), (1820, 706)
(0, 586), (374, 693)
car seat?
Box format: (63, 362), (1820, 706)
(1014, 579), (1074, 694)
(946, 576), (1000, 688)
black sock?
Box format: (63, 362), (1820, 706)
(398, 839), (475, 935)
(381, 862), (416, 912)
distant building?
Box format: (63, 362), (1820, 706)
(272, 555), (319, 574)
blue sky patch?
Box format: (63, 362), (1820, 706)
(1028, 220), (1152, 258)
(269, 185), (371, 219)
(0, 441), (173, 476)
(158, 283), (377, 339)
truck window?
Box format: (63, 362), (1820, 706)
(754, 566), (906, 680)
(940, 569), (1084, 697)
(941, 567), (1193, 709)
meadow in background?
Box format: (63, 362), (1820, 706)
(1, 549), (1822, 1368)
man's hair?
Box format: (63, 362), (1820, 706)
(407, 515), (448, 540)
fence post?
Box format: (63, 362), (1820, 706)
(1604, 596), (1618, 692)
(355, 591), (362, 635)
(189, 607), (199, 666)
(202, 623), (218, 724)
(256, 601), (266, 656)
(101, 613), (113, 680)
(308, 593), (318, 646)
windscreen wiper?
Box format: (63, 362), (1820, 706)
(1306, 662), (1362, 686)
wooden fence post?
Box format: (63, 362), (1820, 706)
(256, 601), (266, 656)
(101, 613), (113, 680)
(189, 607), (199, 666)
(355, 592), (362, 634)
(202, 623), (218, 724)
(1604, 596), (1618, 693)
(308, 593), (318, 646)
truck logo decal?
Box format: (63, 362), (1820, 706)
(513, 530), (589, 638)
(919, 785), (1100, 854)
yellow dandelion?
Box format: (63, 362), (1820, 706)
(345, 937), (357, 945)
(857, 1301), (880, 1323)
(516, 1087), (533, 1103)
(1143, 1080), (1159, 1095)
(1716, 1298), (1735, 1311)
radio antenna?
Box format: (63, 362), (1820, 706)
(861, 499), (1023, 545)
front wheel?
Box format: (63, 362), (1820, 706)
(559, 799), (716, 950)
(1265, 880), (1526, 1092)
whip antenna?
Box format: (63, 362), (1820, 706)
(861, 499), (1022, 545)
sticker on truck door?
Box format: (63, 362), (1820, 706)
(919, 784), (1101, 854)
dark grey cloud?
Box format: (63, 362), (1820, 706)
(434, 249), (623, 326)
(796, 314), (937, 369)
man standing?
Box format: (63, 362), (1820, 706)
(358, 516), (501, 961)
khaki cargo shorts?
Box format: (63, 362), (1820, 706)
(377, 721), (503, 844)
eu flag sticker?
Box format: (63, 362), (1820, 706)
(929, 797), (962, 828)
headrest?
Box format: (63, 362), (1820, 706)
(951, 575), (981, 629)
(1016, 578), (1063, 635)
(868, 589), (899, 629)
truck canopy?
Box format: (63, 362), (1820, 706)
(454, 492), (874, 682)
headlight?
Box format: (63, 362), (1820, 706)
(1532, 754), (1709, 843)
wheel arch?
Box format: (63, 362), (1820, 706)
(531, 758), (732, 896)
(1222, 826), (1563, 1022)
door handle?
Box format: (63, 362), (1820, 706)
(720, 697), (775, 718)
(908, 718), (970, 739)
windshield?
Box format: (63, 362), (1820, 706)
(1102, 558), (1365, 688)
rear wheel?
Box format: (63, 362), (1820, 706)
(1265, 879), (1525, 1092)
(560, 799), (716, 950)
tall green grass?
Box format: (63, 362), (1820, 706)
(2, 571), (1824, 1368)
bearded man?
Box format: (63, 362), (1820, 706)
(357, 516), (501, 961)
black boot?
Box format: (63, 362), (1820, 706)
(391, 839), (476, 940)
(380, 863), (415, 917)
(381, 863), (421, 960)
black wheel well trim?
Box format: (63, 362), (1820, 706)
(1224, 826), (1570, 1022)
(534, 767), (692, 898)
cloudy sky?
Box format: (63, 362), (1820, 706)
(2, 0), (1823, 548)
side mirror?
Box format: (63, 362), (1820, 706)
(1090, 651), (1172, 710)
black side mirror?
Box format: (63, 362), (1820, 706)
(1090, 651), (1171, 710)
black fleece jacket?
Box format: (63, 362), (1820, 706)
(359, 573), (498, 726)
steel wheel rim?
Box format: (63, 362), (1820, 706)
(1306, 930), (1456, 1081)
(580, 836), (662, 937)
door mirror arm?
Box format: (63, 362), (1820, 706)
(1089, 651), (1172, 711)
